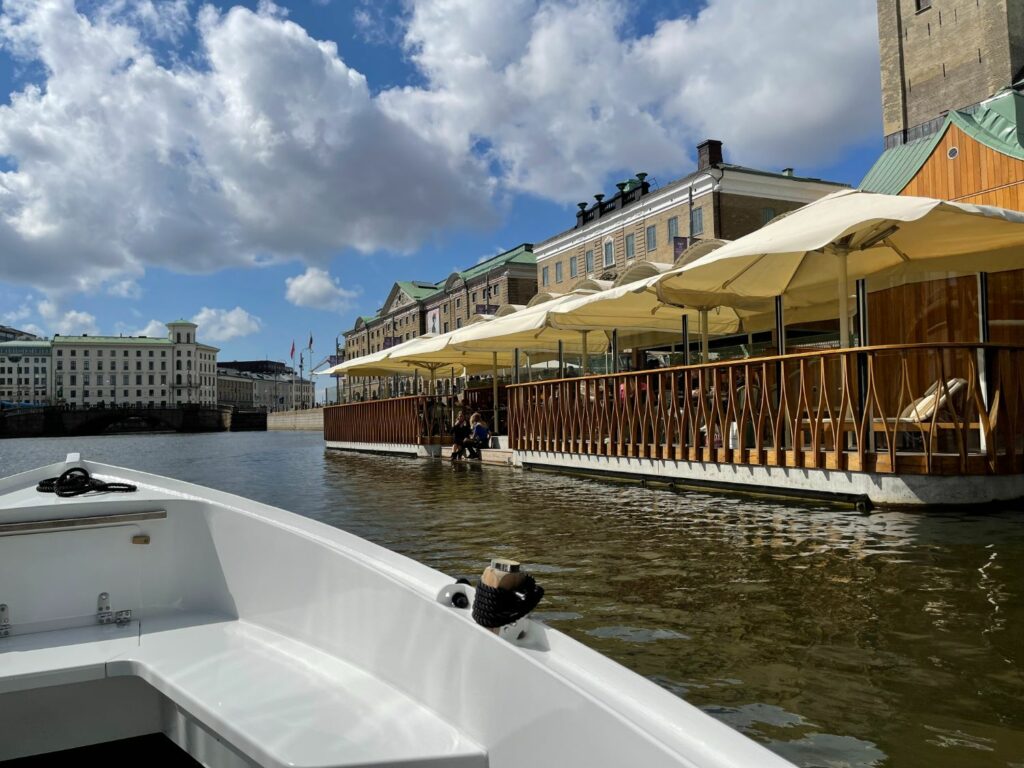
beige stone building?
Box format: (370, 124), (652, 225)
(341, 244), (537, 399)
(535, 141), (847, 293)
(877, 0), (1024, 146)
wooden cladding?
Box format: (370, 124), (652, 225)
(903, 123), (1024, 208)
(324, 396), (448, 445)
(507, 344), (1024, 476)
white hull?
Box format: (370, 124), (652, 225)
(0, 454), (794, 767)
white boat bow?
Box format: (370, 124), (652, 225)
(0, 454), (795, 767)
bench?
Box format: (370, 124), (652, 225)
(2, 616), (487, 768)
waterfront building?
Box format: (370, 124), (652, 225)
(0, 340), (52, 403)
(534, 140), (848, 293)
(216, 362), (315, 412)
(51, 320), (218, 408)
(0, 324), (40, 342)
(863, 0), (1024, 347)
(342, 244), (537, 400)
(216, 368), (256, 410)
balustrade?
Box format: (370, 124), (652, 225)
(324, 396), (452, 445)
(507, 344), (1024, 476)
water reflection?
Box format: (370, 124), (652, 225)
(3, 432), (1023, 768)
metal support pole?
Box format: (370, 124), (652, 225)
(855, 278), (871, 451)
(514, 347), (520, 384)
(557, 340), (565, 379)
(681, 315), (690, 366)
(611, 330), (619, 373)
(580, 331), (589, 376)
(699, 309), (709, 362)
(978, 272), (991, 442)
(492, 351), (499, 436)
(774, 296), (786, 355)
(837, 246), (851, 348)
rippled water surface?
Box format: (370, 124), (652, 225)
(4, 431), (1024, 768)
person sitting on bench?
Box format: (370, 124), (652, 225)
(450, 412), (471, 462)
(466, 412), (490, 459)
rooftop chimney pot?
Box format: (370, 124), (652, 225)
(697, 139), (724, 171)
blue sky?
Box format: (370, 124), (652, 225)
(0, 0), (883, 394)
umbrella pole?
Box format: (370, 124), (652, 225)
(611, 329), (619, 373)
(514, 348), (520, 384)
(580, 331), (589, 376)
(837, 246), (851, 348)
(558, 340), (565, 379)
(774, 296), (786, 355)
(492, 351), (499, 436)
(681, 315), (690, 366)
(700, 309), (709, 362)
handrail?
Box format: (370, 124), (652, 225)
(506, 343), (1024, 477)
(506, 342), (1024, 388)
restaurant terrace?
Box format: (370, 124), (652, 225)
(322, 191), (1024, 509)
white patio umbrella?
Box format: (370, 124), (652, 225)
(655, 189), (1024, 347)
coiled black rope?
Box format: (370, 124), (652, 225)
(472, 575), (544, 628)
(36, 467), (137, 497)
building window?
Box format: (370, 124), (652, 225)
(603, 240), (614, 267)
(915, 0), (930, 9)
(762, 207), (776, 225)
(456, 318), (462, 329)
(541, 266), (549, 286)
(569, 256), (578, 278)
(646, 225), (657, 251)
(176, 333), (181, 342)
(555, 261), (563, 283)
(690, 208), (704, 236)
(667, 216), (679, 242)
(585, 250), (594, 274)
(625, 233), (635, 260)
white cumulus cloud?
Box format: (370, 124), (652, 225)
(107, 279), (143, 299)
(134, 319), (168, 338)
(285, 267), (359, 312)
(0, 0), (490, 294)
(38, 299), (100, 335)
(382, 0), (880, 202)
(192, 306), (261, 342)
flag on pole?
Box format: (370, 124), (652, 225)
(308, 332), (313, 350)
(290, 340), (295, 360)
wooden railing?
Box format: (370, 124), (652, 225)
(324, 396), (452, 445)
(508, 344), (1024, 476)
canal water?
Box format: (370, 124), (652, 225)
(3, 431), (1023, 768)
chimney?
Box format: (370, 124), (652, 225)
(781, 168), (794, 177)
(697, 139), (723, 170)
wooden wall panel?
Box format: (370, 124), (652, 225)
(988, 269), (1024, 345)
(902, 124), (1024, 203)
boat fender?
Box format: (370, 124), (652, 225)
(471, 558), (544, 631)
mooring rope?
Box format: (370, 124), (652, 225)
(36, 467), (137, 497)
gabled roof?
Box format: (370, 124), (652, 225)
(395, 280), (441, 300)
(861, 89), (1024, 195)
(458, 243), (535, 281)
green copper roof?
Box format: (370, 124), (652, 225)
(53, 335), (171, 344)
(861, 89), (1024, 194)
(458, 243), (535, 281)
(395, 281), (441, 300)
(859, 132), (944, 195)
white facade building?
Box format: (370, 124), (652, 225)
(0, 340), (52, 403)
(50, 321), (219, 408)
